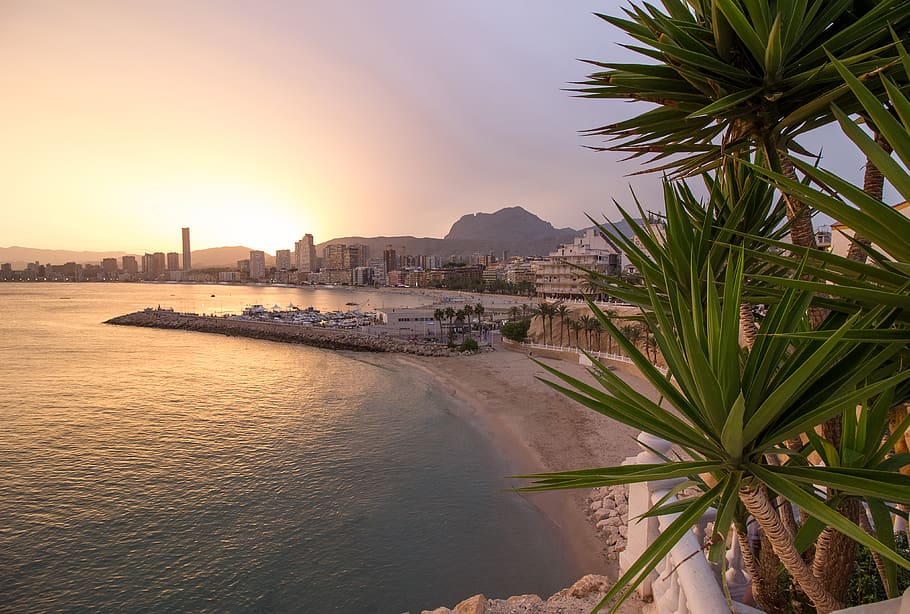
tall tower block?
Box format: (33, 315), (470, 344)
(182, 227), (192, 271)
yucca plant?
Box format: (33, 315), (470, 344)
(581, 0), (910, 175)
(580, 0), (910, 248)
(519, 236), (910, 613)
(514, 6), (910, 611)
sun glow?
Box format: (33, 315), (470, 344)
(132, 180), (318, 254)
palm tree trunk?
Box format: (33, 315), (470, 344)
(740, 485), (842, 613)
(778, 154), (818, 250)
(813, 498), (861, 602)
(740, 303), (757, 350)
(756, 529), (789, 613)
(736, 527), (785, 612)
(846, 132), (892, 263)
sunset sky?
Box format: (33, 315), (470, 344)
(1, 1), (876, 254)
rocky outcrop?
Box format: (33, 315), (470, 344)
(588, 485), (629, 561)
(418, 574), (643, 614)
(105, 310), (456, 356)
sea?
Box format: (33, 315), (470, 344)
(0, 283), (579, 613)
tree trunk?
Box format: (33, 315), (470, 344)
(740, 485), (842, 613)
(755, 529), (789, 613)
(740, 302), (757, 350)
(778, 155), (818, 250)
(777, 153), (829, 331)
(813, 498), (861, 603)
(846, 132), (892, 263)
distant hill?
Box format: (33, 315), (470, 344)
(319, 206), (580, 258)
(0, 246), (129, 270)
(191, 246), (274, 269)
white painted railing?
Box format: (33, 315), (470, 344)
(621, 433), (755, 614)
(520, 341), (669, 375)
(622, 432), (910, 614)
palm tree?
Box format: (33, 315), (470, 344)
(579, 314), (596, 350)
(454, 309), (465, 339)
(534, 301), (555, 345)
(462, 304), (474, 339)
(444, 306), (456, 342)
(433, 308), (445, 342)
(600, 308), (617, 354)
(474, 303), (485, 335)
(569, 319), (583, 349)
(555, 304), (570, 347)
(579, 1), (910, 249)
(508, 306), (521, 321)
(619, 324), (640, 359)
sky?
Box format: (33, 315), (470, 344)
(1, 1), (882, 254)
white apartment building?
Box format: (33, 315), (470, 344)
(535, 228), (622, 300)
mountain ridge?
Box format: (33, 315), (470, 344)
(318, 206), (579, 259)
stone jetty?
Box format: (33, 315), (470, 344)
(105, 309), (455, 356)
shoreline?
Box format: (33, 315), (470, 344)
(387, 346), (653, 585)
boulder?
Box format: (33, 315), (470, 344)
(454, 594), (487, 614)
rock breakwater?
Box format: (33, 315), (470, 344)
(418, 574), (643, 613)
(105, 310), (455, 356)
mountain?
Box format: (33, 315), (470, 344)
(445, 206), (577, 242)
(0, 246), (129, 270)
(190, 246), (274, 269)
(319, 206), (580, 258)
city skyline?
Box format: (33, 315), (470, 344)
(1, 1), (880, 255)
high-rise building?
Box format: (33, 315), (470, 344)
(352, 266), (375, 286)
(142, 253), (164, 280)
(166, 252), (179, 271)
(383, 245), (397, 274)
(276, 249), (291, 271)
(154, 252), (166, 275)
(345, 244), (368, 269)
(101, 258), (118, 275)
(249, 250), (266, 280)
(323, 244), (346, 270)
(122, 255), (138, 274)
(182, 227), (192, 271)
(294, 233), (317, 273)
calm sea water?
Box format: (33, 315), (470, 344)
(0, 283), (577, 613)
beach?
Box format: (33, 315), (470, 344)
(375, 341), (659, 607)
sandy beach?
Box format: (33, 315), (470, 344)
(387, 342), (659, 583)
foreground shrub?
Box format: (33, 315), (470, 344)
(458, 338), (479, 352)
(500, 319), (530, 342)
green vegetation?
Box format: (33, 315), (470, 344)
(458, 338), (479, 352)
(500, 319), (531, 343)
(517, 4), (910, 613)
